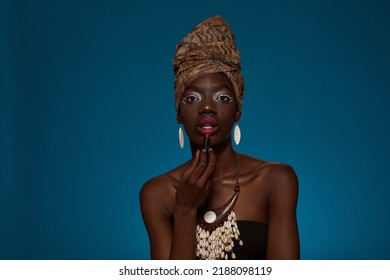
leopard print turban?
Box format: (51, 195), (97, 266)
(173, 15), (244, 113)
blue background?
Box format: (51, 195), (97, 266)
(1, 0), (389, 259)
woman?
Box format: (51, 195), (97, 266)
(140, 15), (299, 260)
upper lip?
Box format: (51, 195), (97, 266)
(197, 117), (218, 127)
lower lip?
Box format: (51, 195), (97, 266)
(197, 126), (218, 136)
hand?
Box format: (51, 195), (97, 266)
(175, 149), (216, 211)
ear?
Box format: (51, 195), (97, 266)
(234, 108), (241, 122)
(176, 111), (183, 124)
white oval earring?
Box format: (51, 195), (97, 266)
(178, 126), (185, 149)
(233, 123), (241, 145)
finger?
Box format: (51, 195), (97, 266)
(190, 149), (208, 181)
(183, 150), (200, 177)
(198, 148), (216, 186)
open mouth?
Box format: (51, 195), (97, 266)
(197, 126), (218, 136)
(197, 117), (218, 136)
(202, 125), (214, 130)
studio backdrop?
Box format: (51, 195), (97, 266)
(1, 0), (389, 259)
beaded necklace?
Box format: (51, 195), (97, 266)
(196, 153), (243, 260)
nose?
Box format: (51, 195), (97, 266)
(199, 95), (216, 115)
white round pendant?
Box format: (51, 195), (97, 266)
(204, 211), (217, 223)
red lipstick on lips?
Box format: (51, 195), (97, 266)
(198, 117), (217, 152)
(197, 117), (218, 137)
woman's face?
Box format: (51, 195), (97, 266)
(177, 72), (240, 148)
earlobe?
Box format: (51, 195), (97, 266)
(176, 112), (183, 124)
(234, 109), (241, 122)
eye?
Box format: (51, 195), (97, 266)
(182, 94), (200, 104)
(215, 93), (233, 103)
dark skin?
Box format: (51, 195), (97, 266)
(140, 72), (300, 259)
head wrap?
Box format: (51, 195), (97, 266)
(173, 15), (244, 113)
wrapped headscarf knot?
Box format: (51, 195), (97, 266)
(173, 15), (244, 113)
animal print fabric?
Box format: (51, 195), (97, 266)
(173, 15), (244, 112)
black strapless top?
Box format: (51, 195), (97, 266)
(233, 221), (268, 260)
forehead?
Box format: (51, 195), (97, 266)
(185, 72), (234, 91)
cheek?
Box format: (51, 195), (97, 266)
(218, 104), (237, 121)
(179, 107), (197, 128)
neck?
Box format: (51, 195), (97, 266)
(190, 140), (238, 181)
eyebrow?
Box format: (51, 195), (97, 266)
(215, 85), (234, 93)
(183, 84), (234, 94)
(214, 85), (234, 91)
(182, 85), (201, 92)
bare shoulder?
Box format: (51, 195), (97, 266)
(140, 164), (186, 210)
(261, 162), (298, 187)
(259, 162), (299, 204)
(140, 172), (177, 202)
(239, 153), (298, 195)
(240, 153), (295, 174)
(141, 174), (175, 197)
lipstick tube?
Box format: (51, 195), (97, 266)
(203, 131), (211, 151)
(203, 136), (210, 150)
